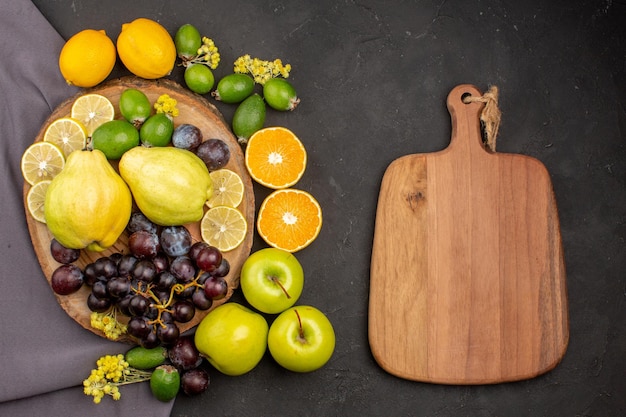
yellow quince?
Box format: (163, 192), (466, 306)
(45, 149), (132, 252)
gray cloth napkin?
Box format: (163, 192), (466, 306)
(0, 1), (173, 415)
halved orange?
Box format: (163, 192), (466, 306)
(244, 126), (306, 189)
(257, 188), (322, 252)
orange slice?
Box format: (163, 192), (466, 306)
(244, 126), (306, 189)
(257, 188), (322, 252)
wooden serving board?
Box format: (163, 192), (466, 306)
(23, 77), (255, 342)
(369, 84), (568, 384)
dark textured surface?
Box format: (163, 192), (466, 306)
(33, 0), (625, 415)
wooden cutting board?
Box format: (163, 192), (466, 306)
(368, 84), (568, 384)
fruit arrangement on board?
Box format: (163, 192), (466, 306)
(21, 18), (334, 403)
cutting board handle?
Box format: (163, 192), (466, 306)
(446, 84), (491, 156)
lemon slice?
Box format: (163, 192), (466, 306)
(20, 142), (65, 186)
(26, 180), (52, 223)
(43, 117), (87, 157)
(206, 169), (245, 208)
(200, 206), (247, 252)
(70, 93), (115, 136)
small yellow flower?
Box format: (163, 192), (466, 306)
(154, 94), (179, 118)
(83, 353), (153, 404)
(233, 55), (292, 84)
(183, 36), (220, 70)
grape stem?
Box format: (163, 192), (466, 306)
(143, 275), (205, 329)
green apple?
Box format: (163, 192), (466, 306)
(240, 247), (304, 314)
(268, 305), (335, 373)
(194, 302), (268, 376)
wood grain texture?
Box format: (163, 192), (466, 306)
(23, 77), (255, 342)
(368, 84), (568, 384)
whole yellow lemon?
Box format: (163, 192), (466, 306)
(59, 29), (116, 88)
(117, 18), (176, 79)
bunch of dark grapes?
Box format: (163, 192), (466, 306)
(50, 212), (230, 348)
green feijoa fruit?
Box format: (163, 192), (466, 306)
(125, 345), (167, 370)
(212, 73), (255, 104)
(150, 365), (180, 402)
(119, 88), (152, 127)
(263, 78), (300, 111)
(232, 93), (266, 144)
(184, 64), (215, 95)
(140, 113), (174, 147)
(175, 24), (202, 59)
(91, 119), (140, 160)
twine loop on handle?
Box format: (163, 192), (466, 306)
(463, 85), (501, 152)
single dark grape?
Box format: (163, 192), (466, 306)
(172, 300), (195, 323)
(128, 230), (161, 259)
(211, 257), (230, 278)
(172, 124), (203, 151)
(160, 226), (192, 257)
(131, 259), (157, 282)
(168, 335), (202, 371)
(196, 272), (210, 286)
(152, 289), (171, 305)
(106, 276), (131, 298)
(50, 238), (81, 264)
(195, 138), (230, 170)
(203, 275), (228, 300)
(194, 245), (222, 273)
(117, 293), (134, 316)
(87, 293), (111, 312)
(93, 257), (118, 281)
(181, 368), (210, 396)
(140, 330), (161, 349)
(191, 288), (212, 310)
(175, 284), (196, 300)
(50, 264), (84, 295)
(127, 211), (158, 234)
(188, 241), (210, 262)
(154, 271), (177, 291)
(83, 263), (99, 286)
(170, 256), (196, 283)
(91, 280), (109, 299)
(157, 322), (180, 345)
(109, 252), (123, 265)
(160, 310), (175, 323)
(152, 252), (170, 273)
(127, 315), (151, 339)
(128, 295), (150, 316)
(117, 254), (138, 277)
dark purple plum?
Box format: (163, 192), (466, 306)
(181, 368), (209, 395)
(172, 124), (203, 151)
(195, 138), (230, 170)
(160, 226), (192, 257)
